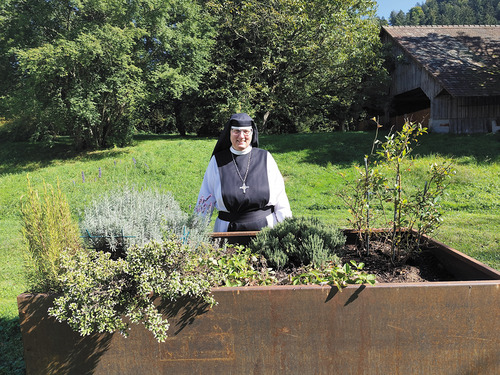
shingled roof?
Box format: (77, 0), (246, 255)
(382, 26), (500, 97)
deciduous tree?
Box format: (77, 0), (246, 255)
(1, 0), (214, 147)
(197, 0), (387, 133)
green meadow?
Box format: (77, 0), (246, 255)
(1, 131), (499, 373)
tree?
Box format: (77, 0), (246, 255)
(132, 0), (215, 136)
(408, 6), (425, 25)
(1, 0), (389, 141)
(196, 0), (387, 134)
(1, 0), (214, 148)
(388, 0), (500, 26)
(13, 25), (146, 148)
(389, 10), (407, 26)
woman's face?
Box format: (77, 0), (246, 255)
(230, 128), (253, 151)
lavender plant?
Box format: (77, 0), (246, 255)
(80, 185), (210, 257)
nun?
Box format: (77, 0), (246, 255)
(195, 113), (292, 232)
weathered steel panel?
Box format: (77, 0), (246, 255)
(18, 282), (500, 374)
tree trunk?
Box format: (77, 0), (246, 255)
(262, 110), (271, 131)
(174, 100), (186, 136)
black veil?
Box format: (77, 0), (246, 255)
(211, 113), (259, 157)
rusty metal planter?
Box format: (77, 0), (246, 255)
(18, 232), (500, 375)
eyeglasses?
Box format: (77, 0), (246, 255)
(231, 129), (253, 136)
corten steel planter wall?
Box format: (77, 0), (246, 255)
(18, 232), (500, 375)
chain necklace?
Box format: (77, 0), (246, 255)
(231, 150), (252, 194)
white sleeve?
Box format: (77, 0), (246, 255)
(267, 152), (292, 222)
(195, 157), (218, 219)
(195, 156), (229, 230)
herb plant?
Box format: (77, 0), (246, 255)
(292, 261), (376, 289)
(249, 216), (345, 268)
(80, 185), (210, 257)
(212, 245), (277, 287)
(47, 234), (375, 342)
(20, 177), (82, 293)
(49, 235), (220, 342)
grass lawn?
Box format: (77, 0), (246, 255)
(1, 130), (499, 373)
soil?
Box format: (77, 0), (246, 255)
(249, 240), (455, 285)
(339, 241), (455, 283)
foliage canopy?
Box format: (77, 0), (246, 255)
(198, 0), (387, 134)
(0, 0), (388, 148)
(1, 0), (215, 148)
(389, 0), (500, 26)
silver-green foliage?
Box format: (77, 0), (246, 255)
(80, 186), (209, 254)
(49, 235), (220, 342)
(249, 217), (345, 268)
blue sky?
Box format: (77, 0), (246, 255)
(375, 0), (420, 20)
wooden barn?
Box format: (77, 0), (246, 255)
(380, 25), (500, 134)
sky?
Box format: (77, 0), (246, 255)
(375, 0), (420, 20)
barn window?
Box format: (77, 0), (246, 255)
(391, 88), (430, 116)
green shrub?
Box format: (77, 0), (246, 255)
(79, 185), (210, 257)
(20, 177), (82, 293)
(49, 235), (220, 342)
(249, 217), (345, 268)
(338, 120), (454, 262)
(213, 244), (375, 289)
(48, 237), (374, 342)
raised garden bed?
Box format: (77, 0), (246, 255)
(18, 231), (500, 374)
(214, 229), (500, 282)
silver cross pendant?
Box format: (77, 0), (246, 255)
(239, 183), (249, 193)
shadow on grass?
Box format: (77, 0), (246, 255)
(0, 316), (25, 375)
(413, 132), (500, 164)
(133, 133), (205, 142)
(260, 132), (377, 167)
(261, 131), (500, 167)
(0, 133), (212, 176)
(0, 137), (132, 175)
(1, 132), (497, 175)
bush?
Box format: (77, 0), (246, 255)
(49, 235), (220, 342)
(338, 120), (454, 263)
(47, 220), (376, 341)
(20, 177), (82, 293)
(249, 217), (345, 268)
(212, 245), (278, 287)
(79, 185), (210, 257)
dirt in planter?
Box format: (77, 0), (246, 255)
(340, 241), (455, 283)
(246, 241), (455, 285)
